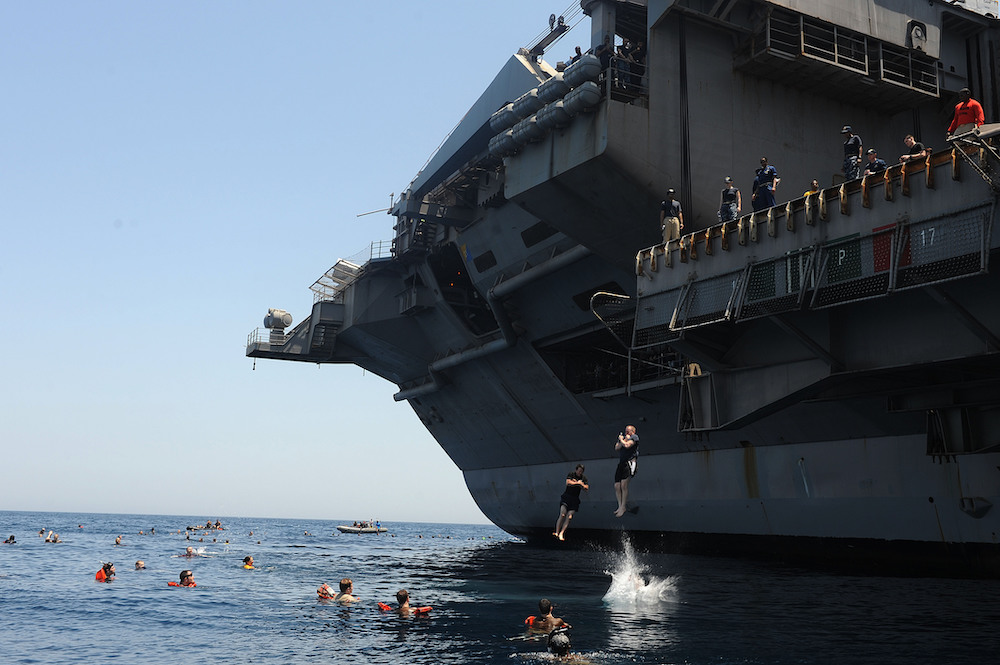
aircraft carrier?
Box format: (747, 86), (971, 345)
(248, 0), (1000, 574)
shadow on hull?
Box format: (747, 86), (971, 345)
(519, 527), (1000, 579)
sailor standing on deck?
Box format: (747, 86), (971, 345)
(660, 189), (683, 243)
(751, 157), (779, 211)
(841, 125), (863, 180)
(899, 134), (928, 164)
(947, 87), (985, 138)
(718, 176), (741, 222)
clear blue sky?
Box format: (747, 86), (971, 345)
(2, 2), (589, 524)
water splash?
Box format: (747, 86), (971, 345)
(601, 536), (679, 609)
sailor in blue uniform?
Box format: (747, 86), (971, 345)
(751, 157), (779, 212)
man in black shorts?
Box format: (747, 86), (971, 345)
(613, 425), (639, 517)
(553, 465), (589, 541)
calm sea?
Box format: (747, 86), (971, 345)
(2, 510), (999, 664)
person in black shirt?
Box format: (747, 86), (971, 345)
(595, 35), (613, 70)
(660, 189), (684, 242)
(553, 465), (589, 541)
(899, 134), (927, 164)
(719, 176), (741, 222)
(841, 125), (863, 180)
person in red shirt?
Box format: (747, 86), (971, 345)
(947, 87), (985, 137)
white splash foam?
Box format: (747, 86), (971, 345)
(602, 537), (679, 608)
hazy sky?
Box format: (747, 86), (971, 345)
(2, 2), (589, 525)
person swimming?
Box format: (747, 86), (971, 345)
(549, 627), (571, 656)
(95, 562), (115, 582)
(168, 570), (196, 587)
(526, 598), (570, 633)
(135, 560), (145, 570)
(243, 556), (254, 569)
(396, 589), (411, 614)
(378, 589), (431, 615)
(334, 578), (358, 603)
(3, 535), (15, 544)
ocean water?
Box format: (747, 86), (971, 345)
(2, 510), (999, 664)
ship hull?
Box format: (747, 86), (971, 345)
(248, 0), (1000, 574)
(464, 434), (1000, 571)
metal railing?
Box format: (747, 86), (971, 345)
(602, 55), (649, 104)
(309, 240), (392, 303)
(247, 327), (289, 349)
(631, 203), (993, 347)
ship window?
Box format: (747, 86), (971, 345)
(571, 282), (626, 311)
(521, 221), (558, 248)
(473, 251), (497, 272)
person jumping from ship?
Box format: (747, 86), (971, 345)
(613, 426), (639, 518)
(554, 465), (589, 541)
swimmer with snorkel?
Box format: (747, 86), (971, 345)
(95, 562), (115, 582)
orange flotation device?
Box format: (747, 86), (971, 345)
(243, 565), (254, 569)
(168, 582), (197, 587)
(525, 615), (537, 627)
(379, 602), (431, 614)
(95, 570), (107, 582)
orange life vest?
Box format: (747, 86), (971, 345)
(379, 602), (431, 614)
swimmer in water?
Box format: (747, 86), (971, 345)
(135, 560), (145, 570)
(180, 570), (196, 586)
(3, 535), (15, 544)
(96, 562), (115, 582)
(334, 578), (359, 603)
(243, 556), (254, 569)
(548, 626), (589, 662)
(183, 546), (197, 557)
(115, 535), (122, 546)
(395, 589), (411, 615)
(528, 598), (570, 633)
